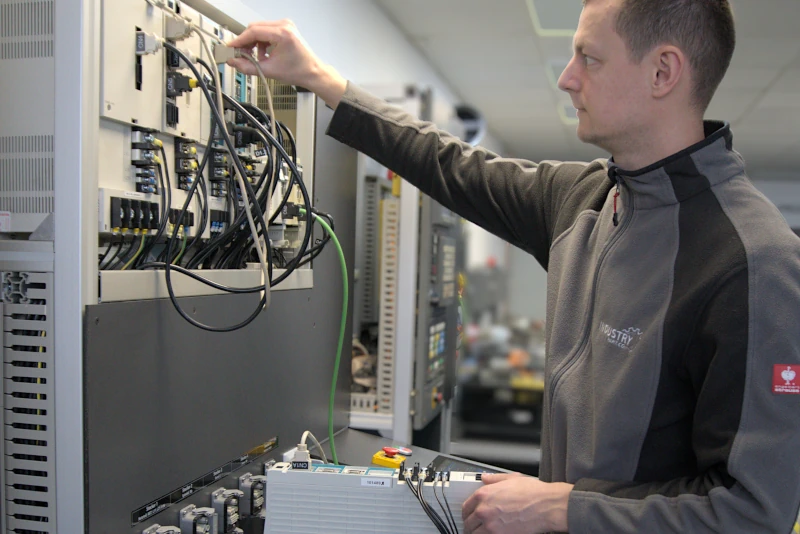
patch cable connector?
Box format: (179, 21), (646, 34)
(290, 443), (312, 471)
(213, 44), (242, 64)
(136, 31), (162, 55)
(165, 15), (193, 41)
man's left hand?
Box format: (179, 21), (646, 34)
(461, 473), (573, 533)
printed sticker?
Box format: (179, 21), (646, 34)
(773, 365), (800, 394)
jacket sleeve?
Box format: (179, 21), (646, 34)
(326, 82), (591, 267)
(567, 264), (800, 533)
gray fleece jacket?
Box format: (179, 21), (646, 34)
(327, 83), (800, 533)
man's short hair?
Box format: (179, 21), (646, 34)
(588, 0), (736, 112)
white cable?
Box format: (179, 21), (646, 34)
(239, 54), (282, 222)
(300, 430), (329, 465)
(194, 27), (270, 305)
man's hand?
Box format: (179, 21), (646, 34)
(225, 20), (347, 109)
(461, 473), (573, 533)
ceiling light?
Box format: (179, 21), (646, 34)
(526, 0), (581, 37)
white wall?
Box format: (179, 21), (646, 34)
(752, 180), (800, 229)
(208, 0), (506, 153)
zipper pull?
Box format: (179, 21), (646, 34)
(613, 183), (620, 227)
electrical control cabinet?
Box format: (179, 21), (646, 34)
(413, 200), (460, 430)
(350, 85), (464, 443)
(0, 1), (357, 533)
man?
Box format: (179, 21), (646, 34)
(229, 0), (800, 532)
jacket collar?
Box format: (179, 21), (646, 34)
(606, 121), (746, 209)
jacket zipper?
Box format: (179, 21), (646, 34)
(546, 175), (635, 472)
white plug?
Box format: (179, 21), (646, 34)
(165, 16), (192, 40)
(135, 31), (162, 55)
(290, 443), (312, 470)
(213, 44), (242, 64)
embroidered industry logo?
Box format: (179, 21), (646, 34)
(773, 365), (800, 395)
(599, 322), (642, 352)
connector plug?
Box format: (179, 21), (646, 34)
(135, 31), (162, 55)
(290, 444), (311, 470)
(166, 72), (198, 97)
(164, 15), (192, 41)
(213, 44), (242, 64)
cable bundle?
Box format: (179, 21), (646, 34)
(404, 465), (460, 534)
(112, 42), (321, 332)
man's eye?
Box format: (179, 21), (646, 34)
(584, 55), (598, 66)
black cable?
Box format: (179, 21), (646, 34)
(295, 210), (334, 268)
(181, 175), (208, 263)
(162, 42), (271, 332)
(138, 263), (263, 293)
(418, 479), (452, 534)
(136, 163), (171, 267)
(98, 236), (119, 267)
(434, 476), (458, 534)
(100, 237), (123, 270)
(181, 131), (217, 260)
(183, 68), (278, 272)
(442, 473), (459, 534)
(114, 235), (144, 270)
(406, 478), (449, 534)
(203, 83), (313, 286)
(108, 238), (135, 270)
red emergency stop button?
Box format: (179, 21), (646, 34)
(382, 447), (399, 457)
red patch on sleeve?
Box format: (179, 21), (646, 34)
(773, 365), (800, 394)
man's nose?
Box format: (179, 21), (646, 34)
(558, 58), (579, 93)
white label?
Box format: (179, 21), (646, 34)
(361, 478), (391, 488)
(123, 191), (146, 199)
(0, 211), (10, 232)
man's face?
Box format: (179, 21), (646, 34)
(557, 0), (652, 154)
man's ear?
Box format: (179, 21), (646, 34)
(650, 45), (687, 100)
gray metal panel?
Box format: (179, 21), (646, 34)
(413, 198), (460, 431)
(83, 101), (358, 534)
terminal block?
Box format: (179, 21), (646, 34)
(209, 209), (229, 236)
(211, 488), (244, 533)
(132, 127), (162, 194)
(174, 138), (199, 191)
(210, 182), (228, 198)
(180, 505), (218, 534)
(238, 473), (266, 517)
(169, 208), (194, 229)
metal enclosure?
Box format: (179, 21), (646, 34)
(0, 0), (357, 532)
(350, 85), (462, 443)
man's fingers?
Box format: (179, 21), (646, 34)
(228, 19), (297, 49)
(461, 491), (481, 520)
(463, 511), (484, 534)
(227, 23), (285, 49)
(481, 472), (522, 485)
(226, 57), (257, 75)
